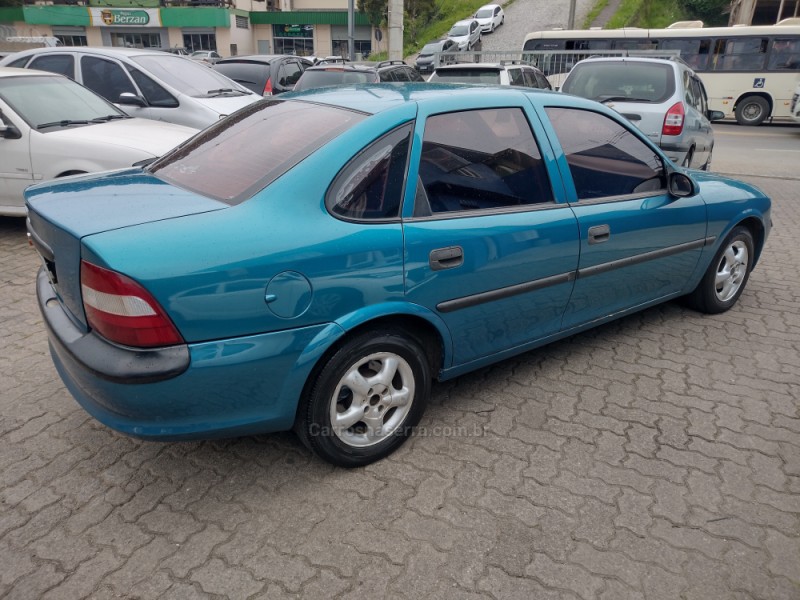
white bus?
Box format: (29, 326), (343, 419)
(522, 21), (800, 125)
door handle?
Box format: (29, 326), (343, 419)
(588, 224), (610, 245)
(429, 246), (464, 271)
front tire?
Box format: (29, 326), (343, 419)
(299, 330), (431, 467)
(686, 226), (754, 314)
(735, 96), (769, 126)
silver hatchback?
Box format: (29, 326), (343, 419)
(561, 56), (724, 170)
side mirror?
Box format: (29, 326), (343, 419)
(668, 171), (697, 198)
(0, 123), (21, 140)
(707, 109), (725, 122)
(118, 92), (147, 107)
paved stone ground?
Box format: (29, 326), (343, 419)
(1, 171), (799, 598)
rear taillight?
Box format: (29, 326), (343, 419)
(662, 102), (685, 136)
(80, 260), (183, 348)
(263, 77), (273, 96)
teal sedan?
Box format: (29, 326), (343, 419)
(26, 84), (771, 467)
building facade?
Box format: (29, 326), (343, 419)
(0, 1), (383, 59)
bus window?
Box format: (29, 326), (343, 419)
(767, 38), (800, 70)
(612, 39), (656, 50)
(659, 38), (711, 71)
(712, 37), (768, 71)
(565, 40), (611, 51)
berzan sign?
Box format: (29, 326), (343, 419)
(88, 8), (162, 27)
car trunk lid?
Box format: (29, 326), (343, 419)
(26, 168), (227, 328)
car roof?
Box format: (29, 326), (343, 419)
(434, 62), (538, 71)
(2, 46), (183, 59)
(215, 54), (303, 64)
(575, 56), (683, 67)
(0, 66), (65, 79)
(285, 82), (561, 114)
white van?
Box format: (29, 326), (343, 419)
(0, 47), (259, 129)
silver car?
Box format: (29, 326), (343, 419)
(561, 56), (724, 170)
(447, 19), (482, 51)
(0, 47), (259, 129)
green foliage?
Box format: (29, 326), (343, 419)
(358, 0), (387, 28)
(678, 0), (730, 26)
(405, 0), (440, 45)
(583, 0), (610, 28)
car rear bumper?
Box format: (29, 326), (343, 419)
(38, 267), (334, 440)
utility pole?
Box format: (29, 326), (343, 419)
(347, 0), (355, 60)
(567, 0), (576, 29)
(388, 0), (403, 60)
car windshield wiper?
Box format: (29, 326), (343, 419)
(597, 95), (653, 104)
(206, 88), (247, 97)
(36, 119), (90, 130)
(89, 114), (129, 123)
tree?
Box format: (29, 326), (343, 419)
(404, 0), (438, 45)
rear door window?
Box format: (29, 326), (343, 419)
(29, 54), (75, 79)
(278, 61), (303, 88)
(149, 99), (366, 204)
(508, 68), (524, 86)
(418, 108), (554, 213)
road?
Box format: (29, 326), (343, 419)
(0, 124), (798, 597)
(713, 121), (800, 180)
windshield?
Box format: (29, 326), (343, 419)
(475, 8), (494, 17)
(131, 54), (252, 98)
(420, 43), (441, 55)
(149, 99), (366, 204)
(0, 74), (125, 129)
(429, 69), (500, 84)
(448, 26), (469, 36)
(562, 62), (676, 103)
(294, 70), (376, 92)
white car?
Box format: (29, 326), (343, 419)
(447, 19), (482, 51)
(0, 47), (259, 129)
(0, 68), (197, 217)
(474, 4), (505, 33)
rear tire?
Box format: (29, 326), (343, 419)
(685, 226), (754, 314)
(734, 96), (769, 126)
(298, 330), (431, 468)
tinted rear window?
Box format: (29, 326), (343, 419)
(149, 99), (366, 204)
(294, 69), (376, 91)
(429, 68), (501, 84)
(212, 62), (270, 94)
(561, 61), (675, 103)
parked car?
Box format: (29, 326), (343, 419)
(474, 4), (505, 33)
(560, 56), (724, 170)
(293, 60), (423, 91)
(415, 39), (460, 74)
(212, 55), (312, 95)
(429, 61), (552, 89)
(0, 67), (196, 217)
(189, 50), (222, 65)
(0, 47), (259, 129)
(27, 83), (771, 467)
(447, 19), (481, 51)
(161, 47), (190, 56)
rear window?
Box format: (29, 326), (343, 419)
(429, 68), (501, 84)
(294, 69), (376, 91)
(212, 62), (271, 94)
(562, 61), (676, 103)
(149, 99), (366, 204)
